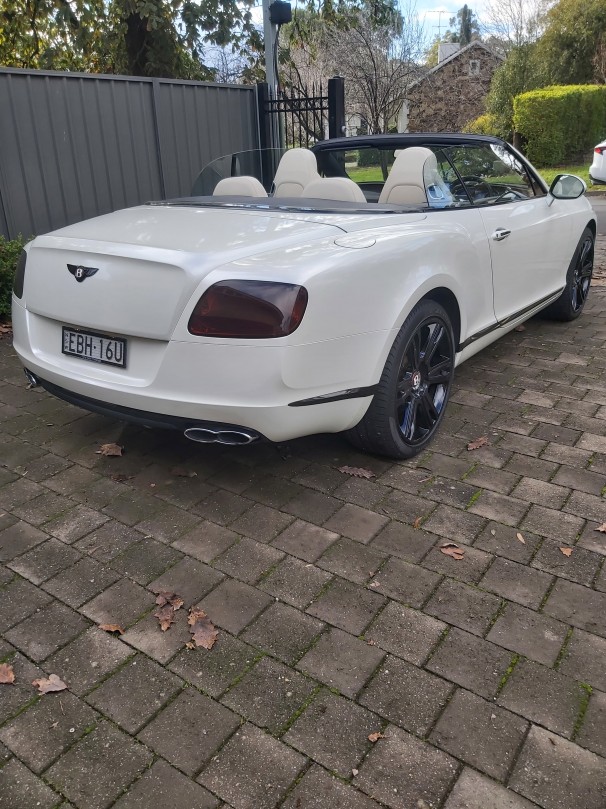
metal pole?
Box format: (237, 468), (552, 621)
(262, 0), (278, 92)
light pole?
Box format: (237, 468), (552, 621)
(262, 0), (278, 92)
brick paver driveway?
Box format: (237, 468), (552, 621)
(1, 288), (605, 809)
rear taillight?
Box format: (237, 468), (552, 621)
(13, 250), (27, 299)
(188, 280), (308, 338)
(595, 146), (606, 155)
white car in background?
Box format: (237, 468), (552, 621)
(590, 140), (606, 184)
(12, 134), (596, 459)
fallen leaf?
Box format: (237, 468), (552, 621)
(32, 674), (67, 694)
(187, 606), (208, 626)
(368, 732), (385, 742)
(595, 523), (606, 534)
(352, 768), (359, 776)
(514, 324), (526, 332)
(185, 641), (196, 650)
(98, 623), (124, 634)
(171, 467), (198, 478)
(467, 436), (489, 451)
(0, 663), (15, 684)
(111, 473), (133, 483)
(96, 443), (123, 457)
(337, 465), (376, 479)
(559, 547), (573, 557)
(0, 323), (11, 334)
(190, 615), (218, 650)
(155, 592), (184, 611)
(369, 580), (381, 588)
(516, 532), (526, 544)
(413, 516), (423, 529)
(154, 604), (176, 632)
(440, 542), (465, 560)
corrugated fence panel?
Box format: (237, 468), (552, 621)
(155, 80), (259, 199)
(0, 68), (259, 240)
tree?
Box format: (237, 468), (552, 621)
(449, 5), (479, 47)
(481, 0), (544, 53)
(485, 43), (544, 137)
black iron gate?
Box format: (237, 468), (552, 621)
(257, 77), (345, 151)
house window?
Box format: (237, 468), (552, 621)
(469, 60), (480, 75)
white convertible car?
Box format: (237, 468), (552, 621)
(12, 134), (596, 459)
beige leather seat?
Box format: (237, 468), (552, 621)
(213, 176), (267, 197)
(302, 177), (367, 203)
(378, 147), (435, 205)
(273, 149), (320, 197)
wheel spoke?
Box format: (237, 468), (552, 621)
(419, 391), (439, 425)
(427, 358), (452, 384)
(409, 332), (421, 369)
(423, 324), (444, 366)
(400, 398), (419, 441)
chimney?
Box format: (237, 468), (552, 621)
(438, 42), (460, 63)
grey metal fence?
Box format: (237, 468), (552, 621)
(0, 68), (260, 240)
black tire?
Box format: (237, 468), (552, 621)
(543, 227), (594, 321)
(347, 299), (455, 460)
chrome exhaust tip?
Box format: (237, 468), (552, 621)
(24, 368), (39, 388)
(184, 427), (259, 445)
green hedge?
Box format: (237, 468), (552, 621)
(513, 85), (606, 167)
(0, 235), (26, 319)
(462, 113), (501, 136)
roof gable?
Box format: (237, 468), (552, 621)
(409, 41), (503, 89)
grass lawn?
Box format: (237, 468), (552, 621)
(348, 163), (594, 187)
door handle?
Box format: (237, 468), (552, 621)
(492, 228), (511, 241)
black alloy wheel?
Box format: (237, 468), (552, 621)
(545, 226), (594, 321)
(347, 299), (455, 459)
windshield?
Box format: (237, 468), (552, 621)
(192, 149), (285, 196)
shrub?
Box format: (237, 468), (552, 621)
(0, 235), (27, 319)
(513, 84), (606, 166)
(463, 113), (501, 136)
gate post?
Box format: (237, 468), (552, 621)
(256, 82), (271, 150)
(328, 77), (345, 139)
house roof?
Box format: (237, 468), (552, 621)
(408, 41), (503, 90)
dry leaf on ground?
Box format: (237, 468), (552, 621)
(96, 443), (123, 457)
(368, 732), (385, 743)
(516, 532), (526, 544)
(0, 663), (15, 684)
(467, 436), (489, 451)
(595, 523), (606, 533)
(440, 542), (465, 560)
(171, 467), (198, 478)
(337, 465), (376, 479)
(98, 623), (124, 634)
(155, 591), (184, 611)
(32, 674), (67, 693)
(559, 547), (573, 557)
(187, 606), (208, 626)
(413, 517), (423, 529)
(154, 604), (176, 632)
(187, 606), (218, 649)
(111, 473), (133, 483)
(0, 323), (12, 335)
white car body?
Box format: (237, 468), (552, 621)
(11, 135), (597, 457)
(590, 140), (606, 184)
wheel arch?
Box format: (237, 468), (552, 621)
(420, 287), (462, 351)
(586, 219), (596, 238)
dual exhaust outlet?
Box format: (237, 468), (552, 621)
(183, 427), (259, 445)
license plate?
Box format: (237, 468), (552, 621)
(62, 328), (127, 368)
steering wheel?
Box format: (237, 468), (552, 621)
(450, 175), (494, 200)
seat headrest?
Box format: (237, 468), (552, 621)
(273, 149), (320, 197)
(302, 177), (367, 204)
(213, 176), (267, 197)
(378, 147), (436, 205)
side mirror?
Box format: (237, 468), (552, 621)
(547, 174), (586, 205)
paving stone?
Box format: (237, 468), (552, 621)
(5, 599), (89, 661)
(564, 490), (606, 524)
(511, 476), (570, 509)
(0, 757), (61, 809)
(541, 441), (593, 467)
(424, 577), (501, 635)
(558, 628), (606, 691)
(0, 653), (46, 724)
(368, 556), (441, 609)
(422, 540), (493, 584)
(355, 724), (458, 809)
(44, 504), (109, 544)
(509, 725), (606, 809)
(222, 656), (316, 733)
(271, 519), (338, 562)
(46, 720), (152, 809)
(0, 690), (97, 773)
(43, 465), (102, 496)
(531, 539), (601, 586)
(323, 503), (389, 544)
(359, 654), (452, 735)
(576, 689), (606, 757)
(135, 503), (201, 542)
(80, 577), (155, 628)
(426, 628), (513, 699)
(241, 601), (324, 664)
(443, 767), (538, 809)
(121, 611), (191, 664)
(306, 577), (385, 634)
(102, 490), (164, 526)
(193, 489), (252, 525)
(504, 453), (559, 482)
(480, 557), (553, 609)
(521, 504), (585, 542)
(281, 765), (381, 809)
(110, 537), (183, 584)
(45, 626), (134, 696)
(284, 690), (377, 776)
(317, 537), (387, 584)
(543, 579), (606, 638)
(577, 521), (606, 556)
(74, 520), (143, 562)
(230, 503), (293, 543)
(113, 758), (220, 809)
(42, 556), (120, 608)
(297, 627), (384, 697)
(468, 490), (529, 526)
(365, 601), (446, 664)
(0, 575), (53, 632)
(473, 522), (542, 564)
(430, 688), (527, 781)
(138, 689), (239, 776)
(0, 520), (47, 562)
(169, 632), (259, 697)
(332, 476), (388, 508)
(198, 722), (306, 809)
(172, 521), (239, 562)
(370, 520), (436, 562)
(552, 465), (606, 496)
(85, 653), (182, 733)
(197, 579), (272, 635)
(149, 556), (224, 606)
(259, 555), (332, 609)
(417, 451), (474, 480)
(8, 538), (82, 584)
(498, 659), (586, 738)
(465, 464), (519, 495)
(291, 462), (345, 493)
(283, 489), (341, 524)
(214, 537), (284, 584)
(0, 478), (44, 510)
(488, 602), (568, 666)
